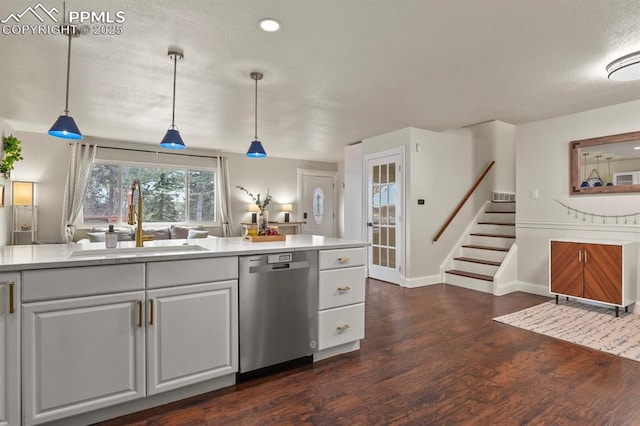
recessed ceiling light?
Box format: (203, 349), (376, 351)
(634, 146), (640, 150)
(607, 51), (640, 81)
(259, 18), (281, 32)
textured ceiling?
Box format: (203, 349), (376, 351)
(2, 0), (640, 162)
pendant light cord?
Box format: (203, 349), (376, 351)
(64, 30), (72, 115)
(254, 76), (258, 140)
(171, 53), (177, 128)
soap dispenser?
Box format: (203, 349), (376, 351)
(105, 225), (118, 248)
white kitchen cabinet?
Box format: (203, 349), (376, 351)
(0, 275), (20, 426)
(22, 291), (146, 425)
(316, 247), (366, 358)
(146, 280), (238, 395)
(21, 264), (146, 426)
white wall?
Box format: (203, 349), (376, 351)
(9, 131), (338, 243)
(470, 120), (516, 194)
(343, 143), (363, 241)
(516, 99), (640, 294)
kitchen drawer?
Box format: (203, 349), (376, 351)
(319, 266), (366, 310)
(319, 247), (366, 270)
(317, 303), (365, 350)
(22, 264), (145, 302)
(147, 256), (238, 289)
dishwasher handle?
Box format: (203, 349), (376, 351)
(249, 260), (310, 273)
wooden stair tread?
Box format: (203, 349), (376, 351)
(477, 222), (515, 226)
(491, 200), (515, 203)
(485, 211), (516, 214)
(453, 257), (501, 266)
(462, 244), (510, 252)
(470, 233), (516, 239)
(445, 269), (494, 282)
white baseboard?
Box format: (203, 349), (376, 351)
(404, 274), (441, 288)
(494, 280), (519, 296)
(314, 340), (360, 362)
(516, 281), (552, 297)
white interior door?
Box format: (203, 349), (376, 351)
(299, 170), (336, 236)
(366, 149), (403, 285)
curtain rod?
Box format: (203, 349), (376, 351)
(81, 145), (219, 160)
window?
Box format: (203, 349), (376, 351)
(82, 161), (216, 225)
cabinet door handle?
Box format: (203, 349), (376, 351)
(149, 299), (154, 325)
(578, 250), (581, 263)
(337, 257), (350, 263)
(338, 286), (351, 292)
(138, 301), (143, 327)
(336, 324), (350, 331)
(584, 250), (588, 263)
(8, 282), (15, 314)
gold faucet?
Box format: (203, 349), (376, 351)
(127, 179), (154, 247)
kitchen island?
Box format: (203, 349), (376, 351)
(0, 235), (367, 426)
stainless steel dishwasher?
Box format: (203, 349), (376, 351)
(239, 251), (318, 374)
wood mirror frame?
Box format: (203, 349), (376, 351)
(570, 130), (640, 195)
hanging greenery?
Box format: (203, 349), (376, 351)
(0, 135), (23, 179)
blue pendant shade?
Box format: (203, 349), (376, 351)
(50, 23), (82, 140)
(606, 182), (614, 186)
(160, 126), (185, 149)
(246, 139), (267, 158)
(580, 181), (590, 188)
(48, 114), (82, 139)
(160, 49), (186, 149)
(246, 72), (267, 158)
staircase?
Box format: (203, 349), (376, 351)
(444, 201), (516, 293)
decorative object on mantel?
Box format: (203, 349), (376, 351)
(281, 204), (293, 222)
(554, 199), (640, 224)
(0, 135), (23, 179)
(236, 186), (272, 234)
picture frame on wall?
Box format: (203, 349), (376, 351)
(0, 184), (5, 207)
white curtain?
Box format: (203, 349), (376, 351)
(61, 143), (97, 242)
(217, 156), (234, 236)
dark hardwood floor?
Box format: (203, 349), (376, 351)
(98, 280), (640, 425)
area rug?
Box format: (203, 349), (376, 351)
(493, 300), (640, 362)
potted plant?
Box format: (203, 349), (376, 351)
(0, 135), (23, 179)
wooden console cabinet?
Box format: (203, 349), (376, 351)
(549, 239), (637, 315)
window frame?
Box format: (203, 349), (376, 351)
(82, 159), (219, 227)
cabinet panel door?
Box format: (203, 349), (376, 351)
(584, 244), (623, 304)
(147, 280), (238, 395)
(22, 291), (145, 425)
(550, 241), (583, 297)
(0, 276), (20, 426)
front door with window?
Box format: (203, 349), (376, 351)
(299, 170), (335, 237)
(366, 149), (403, 285)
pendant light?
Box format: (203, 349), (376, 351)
(160, 48), (186, 149)
(246, 72), (267, 158)
(48, 10), (82, 140)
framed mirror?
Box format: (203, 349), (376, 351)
(570, 130), (640, 194)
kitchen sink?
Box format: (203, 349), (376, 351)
(69, 243), (209, 257)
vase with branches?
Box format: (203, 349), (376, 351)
(236, 186), (272, 235)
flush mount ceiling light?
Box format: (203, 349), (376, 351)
(48, 12), (82, 140)
(607, 51), (640, 81)
(160, 48), (186, 149)
(246, 72), (267, 158)
(259, 18), (281, 32)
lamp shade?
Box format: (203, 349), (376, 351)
(281, 204), (293, 212)
(246, 139), (267, 158)
(13, 181), (34, 206)
(248, 204), (260, 212)
(48, 115), (83, 140)
(160, 128), (186, 149)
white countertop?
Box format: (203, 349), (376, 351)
(0, 235), (368, 271)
